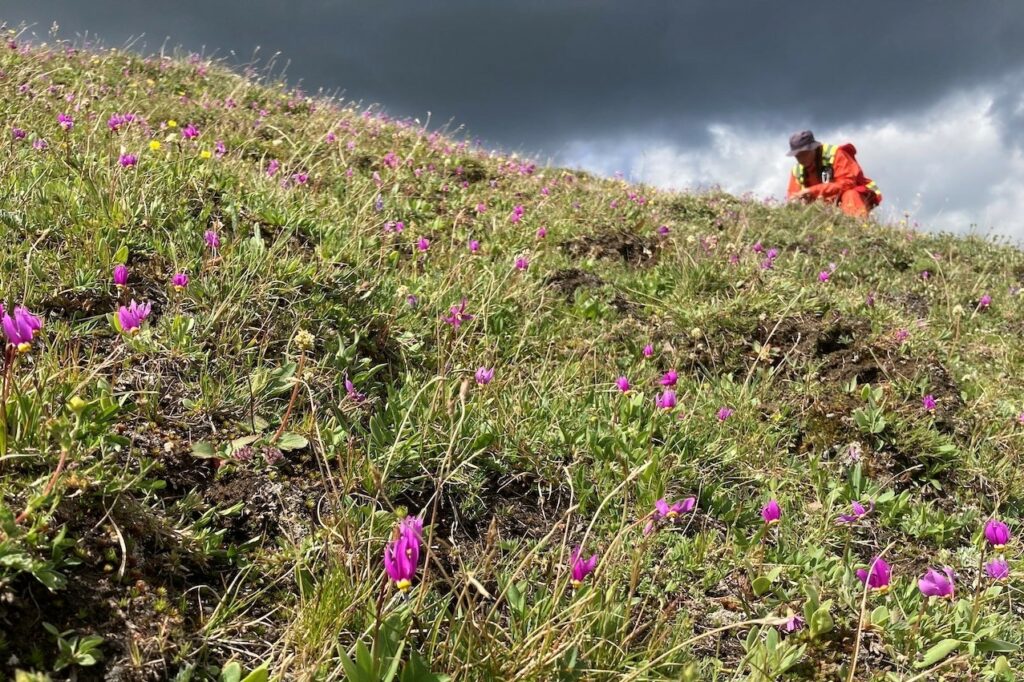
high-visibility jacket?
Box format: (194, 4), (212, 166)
(786, 142), (882, 205)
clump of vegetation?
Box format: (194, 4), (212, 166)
(0, 26), (1022, 681)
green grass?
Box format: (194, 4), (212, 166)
(0, 30), (1022, 681)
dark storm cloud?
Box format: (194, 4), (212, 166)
(3, 0), (1024, 154)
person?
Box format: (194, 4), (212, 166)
(786, 130), (882, 217)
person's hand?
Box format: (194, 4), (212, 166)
(790, 188), (813, 203)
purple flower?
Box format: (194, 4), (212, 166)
(181, 123), (199, 140)
(171, 272), (189, 290)
(117, 300), (151, 335)
(657, 225), (670, 237)
(716, 406), (733, 422)
(204, 230), (220, 250)
(985, 519), (1010, 548)
(383, 522), (421, 592)
(918, 567), (955, 599)
(475, 366), (494, 385)
(642, 344), (654, 358)
(856, 556), (892, 592)
(922, 394), (936, 412)
(978, 294), (992, 310)
(615, 376), (631, 393)
(215, 140), (226, 158)
(569, 546), (598, 588)
(443, 298), (474, 329)
(291, 172), (309, 185)
(475, 202), (487, 213)
(783, 613), (805, 633)
(406, 294), (419, 308)
(865, 292), (876, 307)
(266, 159), (280, 177)
(985, 557), (1010, 581)
(761, 499), (781, 525)
(536, 226), (547, 239)
(895, 328), (909, 343)
(660, 369), (678, 386)
(344, 375), (366, 403)
(644, 496), (696, 535)
(468, 239), (481, 253)
(263, 446), (284, 466)
(118, 153), (138, 168)
(838, 500), (874, 524)
(400, 514), (424, 540)
(818, 270), (831, 283)
(1, 305), (42, 353)
(417, 237), (430, 252)
(113, 264), (129, 287)
(57, 113), (74, 131)
(514, 256), (529, 271)
(33, 138), (48, 151)
(655, 390), (677, 410)
(752, 242), (764, 254)
(12, 127), (26, 140)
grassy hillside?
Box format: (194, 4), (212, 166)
(0, 32), (1022, 681)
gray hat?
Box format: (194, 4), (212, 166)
(787, 130), (821, 156)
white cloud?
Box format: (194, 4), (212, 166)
(554, 89), (1024, 241)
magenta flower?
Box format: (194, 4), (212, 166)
(118, 153), (138, 168)
(761, 499), (781, 525)
(291, 172), (309, 185)
(865, 292), (876, 307)
(113, 264), (129, 287)
(33, 138), (48, 151)
(660, 369), (678, 386)
(514, 256), (529, 271)
(475, 202), (487, 213)
(171, 272), (189, 290)
(57, 113), (74, 131)
(657, 225), (670, 237)
(204, 230), (220, 250)
(838, 500), (874, 524)
(1, 305), (42, 353)
(818, 270), (831, 283)
(717, 406), (733, 422)
(856, 556), (892, 593)
(443, 298), (474, 328)
(266, 159), (280, 176)
(400, 514), (424, 540)
(985, 519), (1010, 548)
(752, 242), (764, 253)
(918, 567), (955, 599)
(536, 226), (547, 239)
(475, 366), (494, 385)
(12, 127), (26, 140)
(895, 328), (909, 343)
(985, 557), (1010, 581)
(978, 294), (992, 309)
(383, 524), (421, 592)
(510, 204), (525, 223)
(468, 239), (481, 253)
(644, 497), (696, 535)
(642, 344), (654, 358)
(655, 390), (677, 410)
(615, 376), (631, 393)
(181, 123), (199, 140)
(117, 300), (151, 335)
(417, 237), (430, 252)
(214, 140), (226, 158)
(921, 394), (936, 412)
(569, 547), (598, 588)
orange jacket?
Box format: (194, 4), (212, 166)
(786, 143), (881, 204)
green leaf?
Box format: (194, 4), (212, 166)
(219, 661), (242, 682)
(752, 575), (772, 597)
(276, 432), (308, 451)
(916, 639), (960, 668)
(809, 606), (834, 636)
(239, 665), (269, 682)
(976, 638), (1019, 653)
(870, 605), (889, 627)
(191, 441), (218, 459)
(113, 244), (129, 264)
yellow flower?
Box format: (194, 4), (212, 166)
(166, 119), (177, 128)
(149, 140), (161, 151)
(199, 150), (212, 159)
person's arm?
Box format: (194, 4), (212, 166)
(786, 171), (802, 199)
(805, 147), (860, 200)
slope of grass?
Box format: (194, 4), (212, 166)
(0, 32), (1022, 681)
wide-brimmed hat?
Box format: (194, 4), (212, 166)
(787, 130), (821, 156)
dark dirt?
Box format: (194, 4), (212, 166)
(559, 230), (660, 266)
(543, 268), (604, 301)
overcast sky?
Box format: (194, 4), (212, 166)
(4, 1), (1024, 238)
